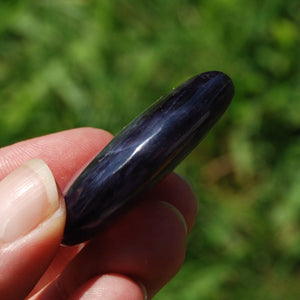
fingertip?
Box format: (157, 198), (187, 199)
(0, 158), (63, 244)
(69, 274), (146, 300)
(159, 201), (188, 235)
(0, 127), (114, 188)
(0, 159), (66, 299)
(147, 172), (199, 234)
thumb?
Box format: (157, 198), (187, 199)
(0, 159), (66, 300)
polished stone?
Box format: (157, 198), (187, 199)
(62, 71), (234, 245)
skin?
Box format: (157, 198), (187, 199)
(0, 128), (198, 299)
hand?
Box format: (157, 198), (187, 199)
(0, 128), (198, 300)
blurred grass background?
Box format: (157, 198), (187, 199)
(0, 0), (299, 298)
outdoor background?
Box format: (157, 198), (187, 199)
(0, 1), (299, 299)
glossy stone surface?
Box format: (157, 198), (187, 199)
(63, 71), (234, 245)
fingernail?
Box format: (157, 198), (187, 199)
(137, 281), (148, 300)
(160, 201), (188, 235)
(0, 159), (60, 243)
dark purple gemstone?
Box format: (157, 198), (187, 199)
(62, 71), (234, 245)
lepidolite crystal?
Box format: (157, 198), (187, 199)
(63, 71), (234, 245)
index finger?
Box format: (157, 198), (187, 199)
(0, 127), (113, 189)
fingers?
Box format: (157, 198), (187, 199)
(0, 128), (199, 299)
(0, 127), (113, 189)
(68, 274), (145, 300)
(0, 159), (66, 300)
(0, 128), (114, 297)
(145, 173), (198, 234)
(0, 128), (114, 298)
(35, 174), (198, 299)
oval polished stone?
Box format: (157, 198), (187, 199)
(63, 71), (234, 245)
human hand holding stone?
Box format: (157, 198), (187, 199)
(0, 128), (198, 300)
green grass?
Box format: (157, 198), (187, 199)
(0, 1), (299, 298)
